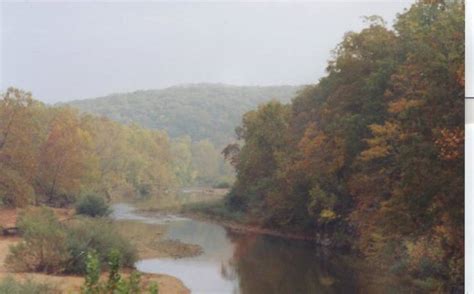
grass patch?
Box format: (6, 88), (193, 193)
(0, 277), (58, 294)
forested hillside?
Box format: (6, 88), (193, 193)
(225, 1), (464, 291)
(66, 84), (302, 146)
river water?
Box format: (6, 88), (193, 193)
(112, 203), (401, 294)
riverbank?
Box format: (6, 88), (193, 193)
(138, 198), (319, 242)
(0, 207), (190, 294)
(121, 202), (427, 293)
(183, 210), (318, 241)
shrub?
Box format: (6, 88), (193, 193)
(129, 271), (142, 293)
(148, 282), (159, 294)
(106, 249), (122, 292)
(0, 277), (57, 294)
(75, 194), (111, 217)
(6, 208), (70, 273)
(66, 218), (137, 274)
(82, 249), (156, 294)
(82, 250), (101, 294)
(6, 208), (136, 275)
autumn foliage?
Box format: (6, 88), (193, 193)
(0, 88), (177, 207)
(226, 1), (464, 290)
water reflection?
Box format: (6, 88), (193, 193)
(136, 219), (358, 294)
(114, 204), (400, 294)
(136, 216), (240, 293)
(227, 230), (361, 294)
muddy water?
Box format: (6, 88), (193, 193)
(112, 203), (401, 294)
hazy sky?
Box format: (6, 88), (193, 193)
(1, 1), (412, 103)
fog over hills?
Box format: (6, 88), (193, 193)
(66, 84), (303, 146)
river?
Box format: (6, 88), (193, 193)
(112, 203), (403, 294)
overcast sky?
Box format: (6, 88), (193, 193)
(1, 1), (412, 103)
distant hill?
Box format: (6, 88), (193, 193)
(66, 84), (303, 146)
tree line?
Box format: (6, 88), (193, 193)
(0, 88), (177, 207)
(224, 1), (464, 290)
(0, 87), (236, 208)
